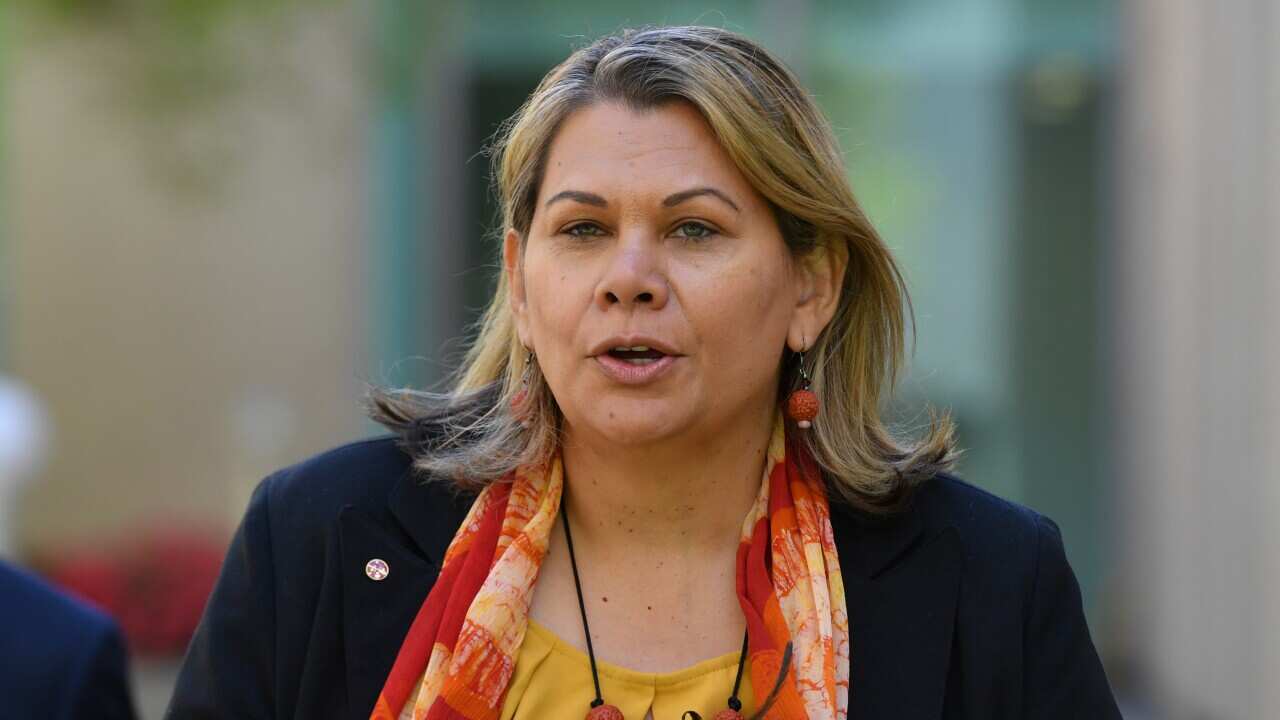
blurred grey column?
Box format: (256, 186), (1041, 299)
(1115, 0), (1280, 717)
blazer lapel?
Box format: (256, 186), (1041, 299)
(386, 464), (476, 567)
(339, 467), (474, 718)
(833, 502), (963, 720)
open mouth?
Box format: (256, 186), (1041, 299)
(604, 346), (668, 365)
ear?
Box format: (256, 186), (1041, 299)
(503, 227), (533, 349)
(787, 240), (849, 352)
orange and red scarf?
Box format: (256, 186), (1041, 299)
(371, 408), (849, 719)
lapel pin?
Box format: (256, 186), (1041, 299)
(365, 558), (390, 581)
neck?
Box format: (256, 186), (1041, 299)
(558, 402), (776, 557)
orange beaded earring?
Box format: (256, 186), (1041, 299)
(785, 340), (819, 429)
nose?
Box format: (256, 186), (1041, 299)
(594, 234), (670, 311)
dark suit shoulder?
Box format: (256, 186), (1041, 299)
(168, 436), (426, 719)
(901, 476), (1120, 716)
(235, 434), (422, 575)
(258, 434), (415, 522)
(910, 471), (1048, 582)
(251, 433), (472, 572)
(0, 561), (137, 719)
(916, 471), (1046, 535)
(0, 559), (119, 641)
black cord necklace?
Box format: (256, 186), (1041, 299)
(560, 496), (792, 720)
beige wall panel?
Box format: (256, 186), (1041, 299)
(8, 5), (370, 552)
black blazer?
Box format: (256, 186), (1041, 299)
(0, 560), (138, 720)
(165, 435), (1122, 719)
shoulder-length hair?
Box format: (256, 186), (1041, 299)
(367, 24), (960, 514)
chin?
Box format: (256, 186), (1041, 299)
(579, 403), (693, 446)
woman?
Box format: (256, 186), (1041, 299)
(166, 25), (1121, 720)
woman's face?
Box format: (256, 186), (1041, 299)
(504, 99), (841, 448)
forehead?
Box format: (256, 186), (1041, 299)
(538, 100), (758, 204)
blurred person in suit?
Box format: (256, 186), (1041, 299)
(0, 558), (139, 718)
(0, 376), (138, 717)
(167, 25), (1121, 720)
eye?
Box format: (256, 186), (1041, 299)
(673, 221), (718, 241)
(562, 221), (606, 238)
(559, 220), (718, 241)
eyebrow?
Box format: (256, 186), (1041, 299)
(543, 186), (741, 213)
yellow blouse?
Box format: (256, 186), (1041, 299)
(499, 617), (757, 720)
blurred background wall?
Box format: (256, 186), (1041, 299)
(6, 1), (368, 556)
(0, 0), (1275, 717)
(1116, 0), (1280, 716)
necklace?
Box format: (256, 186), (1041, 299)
(560, 496), (793, 720)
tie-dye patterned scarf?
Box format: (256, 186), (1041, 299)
(370, 408), (849, 719)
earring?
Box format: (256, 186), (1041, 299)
(785, 340), (819, 429)
(511, 350), (534, 428)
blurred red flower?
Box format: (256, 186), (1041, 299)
(38, 526), (225, 657)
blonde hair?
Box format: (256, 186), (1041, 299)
(368, 24), (960, 514)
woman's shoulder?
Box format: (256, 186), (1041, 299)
(257, 434), (413, 511)
(826, 469), (1072, 590)
(243, 434), (470, 555)
(882, 471), (1073, 590)
(909, 471), (1117, 716)
(915, 471), (1056, 546)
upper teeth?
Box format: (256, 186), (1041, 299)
(614, 346), (650, 352)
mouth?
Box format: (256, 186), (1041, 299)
(601, 346), (669, 365)
(593, 345), (679, 385)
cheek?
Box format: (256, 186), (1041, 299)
(524, 254), (591, 352)
(685, 261), (791, 363)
